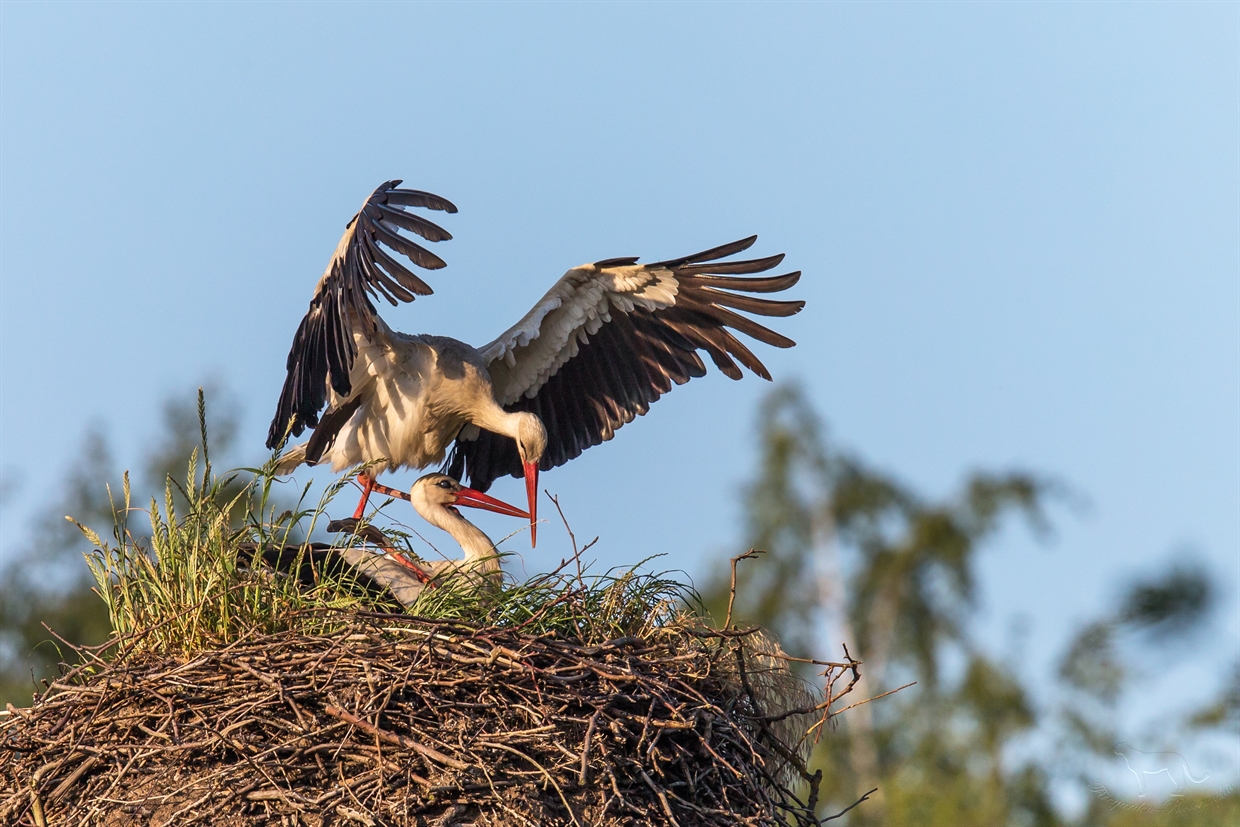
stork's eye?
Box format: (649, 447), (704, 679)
(437, 479), (454, 490)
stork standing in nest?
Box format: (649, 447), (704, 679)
(269, 180), (805, 545)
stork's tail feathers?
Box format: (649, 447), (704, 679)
(273, 443), (308, 476)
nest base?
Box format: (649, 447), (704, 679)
(2, 616), (823, 826)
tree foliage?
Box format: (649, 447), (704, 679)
(701, 383), (1233, 826)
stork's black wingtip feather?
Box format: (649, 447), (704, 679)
(593, 256), (641, 268)
(375, 179), (403, 194)
(659, 236), (763, 268)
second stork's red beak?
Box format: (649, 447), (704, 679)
(452, 487), (531, 520)
(523, 461), (539, 547)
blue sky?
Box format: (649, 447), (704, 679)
(2, 0), (1237, 794)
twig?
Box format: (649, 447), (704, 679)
(639, 766), (680, 827)
(725, 550), (764, 628)
(483, 741), (582, 827)
(546, 491), (587, 588)
(823, 787), (878, 822)
(578, 709), (601, 785)
(322, 704), (469, 770)
(49, 755), (101, 802)
(828, 682), (915, 718)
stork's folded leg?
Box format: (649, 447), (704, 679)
(370, 480), (408, 500)
(327, 514), (438, 589)
(351, 474), (376, 520)
(383, 553), (437, 585)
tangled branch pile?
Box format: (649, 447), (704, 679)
(1, 613), (858, 827)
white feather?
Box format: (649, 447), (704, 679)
(481, 262), (680, 405)
(314, 321), (500, 475)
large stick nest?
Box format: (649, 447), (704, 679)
(1, 614), (847, 826)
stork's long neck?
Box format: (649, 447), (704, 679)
(416, 503), (501, 572)
(473, 402), (526, 443)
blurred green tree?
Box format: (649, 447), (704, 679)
(0, 384), (242, 707)
(1058, 560), (1230, 827)
(701, 383), (1058, 825)
(702, 383), (1233, 826)
(1186, 659), (1239, 733)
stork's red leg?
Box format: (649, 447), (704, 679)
(336, 475), (437, 590)
(352, 474), (376, 520)
(384, 552), (437, 585)
(370, 480), (410, 501)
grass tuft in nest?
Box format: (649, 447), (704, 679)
(76, 390), (380, 655)
(409, 557), (696, 645)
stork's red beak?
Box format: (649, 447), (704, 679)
(452, 487), (531, 520)
(523, 461), (539, 547)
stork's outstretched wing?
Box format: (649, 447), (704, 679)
(267, 180), (457, 449)
(445, 236), (803, 491)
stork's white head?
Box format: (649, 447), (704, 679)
(408, 473), (526, 574)
(409, 473), (531, 522)
(513, 412), (548, 467)
(512, 413), (548, 547)
(409, 473), (465, 517)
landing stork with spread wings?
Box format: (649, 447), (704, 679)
(268, 180), (804, 545)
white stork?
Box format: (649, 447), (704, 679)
(268, 180), (804, 545)
(340, 473), (524, 606)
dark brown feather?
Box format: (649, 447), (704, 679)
(681, 286), (805, 317)
(382, 189), (459, 213)
(372, 203), (454, 243)
(364, 236), (435, 296)
(715, 328), (771, 380)
(655, 235), (757, 267)
(682, 300), (798, 348)
(674, 253), (785, 276)
(367, 220), (447, 271)
(682, 270), (803, 293)
(305, 396), (364, 464)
